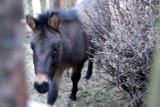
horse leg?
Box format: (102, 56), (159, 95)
(47, 80), (58, 105)
(84, 60), (93, 80)
(69, 65), (83, 100)
(47, 69), (63, 105)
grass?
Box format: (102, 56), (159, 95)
(24, 32), (125, 107)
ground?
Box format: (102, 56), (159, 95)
(24, 31), (123, 107)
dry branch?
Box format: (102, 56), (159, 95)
(83, 0), (158, 106)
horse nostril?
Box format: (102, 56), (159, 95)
(34, 82), (39, 90)
(34, 82), (49, 93)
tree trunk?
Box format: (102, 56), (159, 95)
(54, 0), (59, 9)
(0, 0), (27, 107)
(54, 0), (64, 9)
(59, 0), (64, 8)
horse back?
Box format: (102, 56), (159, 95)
(60, 16), (89, 67)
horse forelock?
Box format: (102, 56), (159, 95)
(36, 10), (78, 28)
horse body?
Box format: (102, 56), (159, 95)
(26, 0), (111, 105)
(26, 10), (93, 105)
(60, 18), (89, 67)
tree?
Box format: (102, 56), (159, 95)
(0, 0), (27, 107)
(54, 0), (64, 9)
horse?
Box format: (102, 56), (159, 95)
(26, 10), (94, 105)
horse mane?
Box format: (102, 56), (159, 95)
(36, 9), (78, 27)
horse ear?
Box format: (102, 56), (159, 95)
(48, 14), (60, 31)
(26, 15), (37, 30)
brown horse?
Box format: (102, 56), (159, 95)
(26, 10), (94, 105)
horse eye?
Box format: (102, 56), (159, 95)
(30, 43), (35, 50)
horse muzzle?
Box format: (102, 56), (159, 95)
(34, 73), (49, 93)
(34, 81), (49, 93)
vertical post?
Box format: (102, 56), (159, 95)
(54, 0), (64, 9)
(59, 0), (64, 8)
(0, 0), (27, 107)
(54, 0), (60, 9)
(32, 0), (41, 17)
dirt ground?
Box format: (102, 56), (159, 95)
(24, 31), (123, 107)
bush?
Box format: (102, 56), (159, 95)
(83, 0), (158, 106)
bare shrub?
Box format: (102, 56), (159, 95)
(83, 0), (159, 106)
